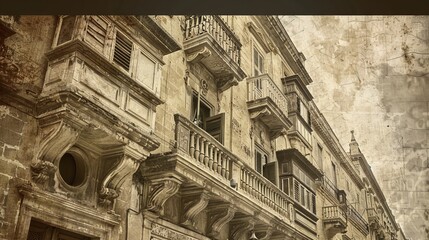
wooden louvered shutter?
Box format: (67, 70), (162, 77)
(113, 32), (132, 71)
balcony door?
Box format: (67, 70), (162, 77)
(191, 94), (224, 144)
(26, 220), (92, 240)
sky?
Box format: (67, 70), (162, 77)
(281, 16), (429, 239)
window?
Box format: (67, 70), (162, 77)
(255, 145), (268, 175)
(331, 161), (337, 186)
(57, 16), (76, 45)
(84, 16), (108, 52)
(191, 94), (225, 144)
(57, 148), (88, 189)
(113, 32), (133, 71)
(292, 178), (316, 213)
(253, 46), (264, 76)
(136, 51), (156, 89)
(297, 99), (311, 125)
(282, 178), (289, 195)
(317, 144), (323, 170)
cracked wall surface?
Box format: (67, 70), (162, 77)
(281, 16), (429, 239)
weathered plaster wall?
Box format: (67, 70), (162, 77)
(282, 16), (429, 239)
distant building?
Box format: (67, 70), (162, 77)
(0, 15), (406, 240)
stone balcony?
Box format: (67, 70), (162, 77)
(322, 205), (347, 238)
(247, 74), (292, 139)
(183, 15), (246, 92)
(139, 114), (308, 240)
(347, 204), (369, 236)
(367, 208), (382, 230)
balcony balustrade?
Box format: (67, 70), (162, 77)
(318, 176), (339, 201)
(183, 15), (246, 91)
(240, 166), (291, 218)
(367, 208), (381, 230)
(247, 74), (292, 138)
(174, 114), (234, 182)
(174, 114), (292, 217)
(347, 204), (369, 235)
(323, 205), (347, 226)
(322, 205), (347, 238)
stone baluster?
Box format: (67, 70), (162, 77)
(225, 156), (230, 179)
(189, 132), (195, 157)
(212, 147), (218, 172)
(199, 137), (206, 163)
(194, 134), (201, 160)
(207, 144), (213, 168)
(217, 152), (223, 175)
(220, 154), (226, 178)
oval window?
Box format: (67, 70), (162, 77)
(59, 152), (85, 187)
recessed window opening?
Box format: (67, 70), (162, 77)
(59, 152), (86, 187)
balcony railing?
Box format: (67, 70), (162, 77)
(320, 176), (339, 201)
(323, 205), (347, 224)
(246, 74), (291, 138)
(247, 74), (288, 115)
(367, 208), (381, 230)
(347, 204), (369, 235)
(240, 167), (292, 218)
(175, 114), (234, 182)
(174, 114), (292, 220)
(184, 15), (241, 65)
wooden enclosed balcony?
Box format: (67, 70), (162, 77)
(247, 74), (292, 139)
(183, 15), (246, 91)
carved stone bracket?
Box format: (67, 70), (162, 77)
(144, 175), (183, 216)
(32, 118), (82, 188)
(207, 203), (236, 239)
(249, 107), (271, 121)
(230, 217), (256, 240)
(99, 145), (150, 207)
(181, 188), (210, 230)
(254, 226), (274, 240)
(30, 161), (57, 186)
(217, 74), (238, 92)
(186, 47), (212, 63)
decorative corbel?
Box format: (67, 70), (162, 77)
(217, 74), (238, 93)
(99, 144), (150, 207)
(207, 203), (236, 239)
(181, 189), (210, 230)
(186, 47), (212, 63)
(144, 175), (183, 216)
(230, 217), (256, 240)
(249, 107), (271, 120)
(255, 226), (274, 240)
(33, 119), (82, 188)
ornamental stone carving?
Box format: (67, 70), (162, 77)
(144, 175), (183, 215)
(207, 203), (236, 239)
(181, 189), (210, 230)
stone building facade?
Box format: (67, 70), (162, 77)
(0, 15), (406, 240)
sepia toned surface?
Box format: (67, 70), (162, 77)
(0, 15), (412, 240)
(281, 16), (429, 239)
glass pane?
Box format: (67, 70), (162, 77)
(58, 16), (76, 45)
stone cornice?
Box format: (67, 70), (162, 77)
(17, 182), (120, 226)
(37, 91), (160, 151)
(351, 153), (399, 231)
(126, 16), (181, 55)
(257, 16), (313, 86)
